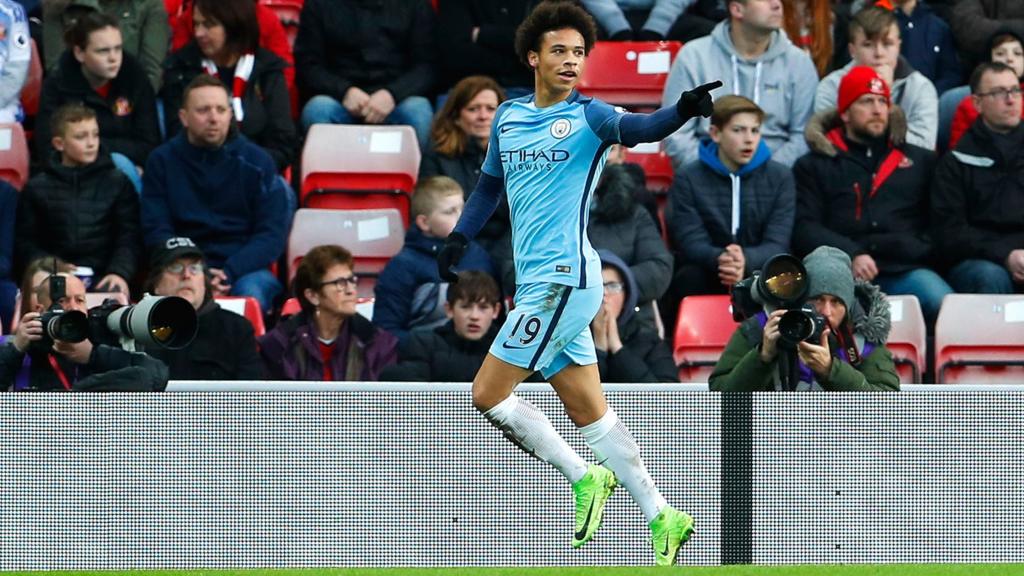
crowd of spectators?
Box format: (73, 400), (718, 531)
(0, 0), (1022, 390)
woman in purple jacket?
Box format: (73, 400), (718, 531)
(259, 245), (397, 381)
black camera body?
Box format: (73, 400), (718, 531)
(730, 254), (827, 349)
(778, 305), (827, 348)
(30, 274), (89, 354)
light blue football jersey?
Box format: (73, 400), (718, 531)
(481, 91), (625, 289)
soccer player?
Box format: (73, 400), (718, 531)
(436, 0), (720, 566)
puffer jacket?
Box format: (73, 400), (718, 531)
(15, 151), (140, 280)
(709, 279), (900, 391)
(792, 106), (938, 273)
(162, 43), (297, 171)
(379, 321), (497, 382)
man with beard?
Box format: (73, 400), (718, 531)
(142, 236), (262, 381)
(794, 65), (951, 325)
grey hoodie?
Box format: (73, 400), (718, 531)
(814, 57), (938, 150)
(661, 20), (819, 171)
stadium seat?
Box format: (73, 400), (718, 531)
(215, 296), (266, 337)
(673, 295), (739, 383)
(20, 39), (42, 119)
(934, 294), (1024, 384)
(884, 295), (926, 384)
(624, 142), (674, 192)
(280, 295), (375, 319)
(259, 0), (302, 48)
(578, 41), (682, 109)
(287, 208), (405, 297)
(0, 122), (30, 190)
(300, 124), (420, 224)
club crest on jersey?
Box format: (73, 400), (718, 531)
(550, 118), (572, 139)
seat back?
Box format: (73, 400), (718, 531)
(624, 142), (674, 192)
(287, 208), (405, 284)
(673, 295), (739, 383)
(884, 295), (926, 384)
(258, 0), (302, 47)
(0, 123), (30, 190)
(578, 41), (682, 108)
(215, 296), (266, 336)
(935, 294), (1024, 384)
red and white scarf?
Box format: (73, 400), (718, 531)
(202, 53), (255, 121)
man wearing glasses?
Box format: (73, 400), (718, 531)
(142, 236), (262, 381)
(932, 61), (1024, 294)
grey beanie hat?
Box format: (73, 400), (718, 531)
(803, 246), (855, 311)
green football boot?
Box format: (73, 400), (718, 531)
(570, 464), (618, 548)
(649, 505), (694, 566)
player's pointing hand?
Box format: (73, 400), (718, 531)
(676, 80), (723, 122)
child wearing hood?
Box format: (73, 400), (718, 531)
(662, 95), (795, 330)
(591, 250), (677, 383)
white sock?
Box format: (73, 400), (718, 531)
(483, 394), (589, 484)
(580, 407), (667, 523)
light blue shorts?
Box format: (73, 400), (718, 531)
(490, 282), (602, 379)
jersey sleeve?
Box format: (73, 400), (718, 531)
(481, 101), (512, 178)
(583, 98), (626, 144)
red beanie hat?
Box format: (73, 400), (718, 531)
(837, 66), (891, 114)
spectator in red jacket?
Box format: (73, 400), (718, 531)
(948, 29), (1024, 149)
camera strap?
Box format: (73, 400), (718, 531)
(47, 354), (73, 391)
(834, 322), (861, 367)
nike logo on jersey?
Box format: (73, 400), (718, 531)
(500, 125), (514, 134)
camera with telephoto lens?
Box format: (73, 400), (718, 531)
(88, 294), (198, 350)
(730, 253), (827, 348)
(30, 274), (90, 354)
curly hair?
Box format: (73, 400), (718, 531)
(514, 0), (597, 68)
(293, 245), (355, 316)
(430, 75), (506, 158)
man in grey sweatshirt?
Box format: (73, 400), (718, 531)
(660, 0), (819, 171)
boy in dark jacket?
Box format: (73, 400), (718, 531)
(16, 104), (141, 295)
(373, 176), (496, 346)
(380, 270), (503, 382)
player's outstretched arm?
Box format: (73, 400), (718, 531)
(437, 173), (504, 282)
(618, 80), (722, 147)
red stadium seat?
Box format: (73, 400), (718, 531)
(624, 142), (674, 193)
(935, 294), (1024, 384)
(884, 295), (926, 384)
(281, 297), (301, 317)
(215, 296), (267, 337)
(0, 122), (30, 190)
(673, 295), (739, 383)
(20, 39), (42, 119)
(578, 41), (682, 109)
(300, 124), (420, 225)
(287, 208), (405, 297)
(259, 0), (302, 48)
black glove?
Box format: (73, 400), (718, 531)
(676, 80), (723, 122)
(636, 29), (664, 41)
(437, 231), (469, 282)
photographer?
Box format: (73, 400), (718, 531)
(709, 246), (900, 392)
(0, 267), (169, 392)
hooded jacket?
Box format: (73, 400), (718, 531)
(42, 0), (170, 92)
(140, 132), (288, 284)
(709, 279), (900, 391)
(258, 311), (398, 381)
(595, 250), (677, 383)
(815, 57), (939, 150)
(37, 50), (161, 166)
(143, 300), (262, 381)
(931, 119), (1024, 268)
(948, 29), (1024, 149)
(588, 163), (672, 306)
(793, 107), (938, 273)
(16, 151), (140, 281)
(669, 139), (794, 275)
(661, 20), (819, 170)
(372, 225), (495, 346)
(162, 43), (297, 171)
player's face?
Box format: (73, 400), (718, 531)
(710, 112), (762, 169)
(732, 0), (783, 33)
(154, 257), (206, 311)
(193, 6), (227, 61)
(54, 118), (100, 167)
(179, 86), (232, 148)
(447, 299), (499, 341)
(74, 26), (123, 83)
(456, 89), (499, 144)
(529, 28), (586, 96)
(849, 26), (900, 70)
(421, 194), (464, 239)
(314, 263), (358, 319)
(601, 267), (625, 320)
(812, 294), (846, 331)
(841, 93), (889, 140)
(991, 39), (1024, 79)
(973, 69), (1023, 132)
